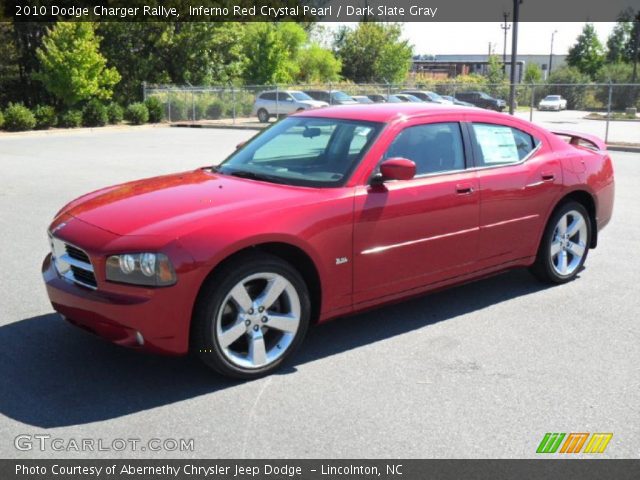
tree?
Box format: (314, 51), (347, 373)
(36, 23), (120, 108)
(486, 55), (505, 84)
(606, 15), (633, 63)
(335, 23), (413, 84)
(546, 66), (591, 109)
(596, 62), (635, 109)
(297, 43), (341, 82)
(567, 23), (605, 79)
(523, 63), (543, 83)
(241, 23), (306, 84)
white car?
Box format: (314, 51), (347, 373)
(252, 90), (328, 123)
(538, 95), (567, 111)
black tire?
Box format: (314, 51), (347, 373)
(192, 252), (310, 379)
(530, 201), (592, 284)
(257, 109), (270, 123)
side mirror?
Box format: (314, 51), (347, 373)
(378, 158), (416, 182)
(235, 141), (246, 150)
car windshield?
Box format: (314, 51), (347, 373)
(478, 92), (493, 99)
(291, 92), (313, 101)
(218, 117), (383, 187)
(331, 91), (353, 101)
(544, 95), (560, 101)
(426, 91), (444, 101)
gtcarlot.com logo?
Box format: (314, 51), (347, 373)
(14, 434), (195, 452)
(536, 432), (613, 454)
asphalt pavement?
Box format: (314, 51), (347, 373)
(0, 126), (638, 458)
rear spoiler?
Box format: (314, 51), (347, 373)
(550, 130), (606, 151)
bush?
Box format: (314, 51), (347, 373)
(81, 100), (108, 127)
(58, 110), (82, 128)
(167, 96), (188, 121)
(125, 102), (149, 125)
(144, 96), (163, 123)
(106, 103), (123, 124)
(3, 103), (36, 131)
(33, 105), (57, 129)
(206, 99), (224, 120)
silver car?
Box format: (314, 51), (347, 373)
(252, 90), (328, 123)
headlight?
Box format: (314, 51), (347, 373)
(106, 253), (176, 286)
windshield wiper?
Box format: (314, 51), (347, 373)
(226, 169), (284, 184)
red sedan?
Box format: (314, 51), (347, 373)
(42, 104), (614, 378)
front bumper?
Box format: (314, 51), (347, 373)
(43, 253), (193, 355)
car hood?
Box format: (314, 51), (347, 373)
(59, 169), (317, 237)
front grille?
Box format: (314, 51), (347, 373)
(65, 244), (90, 264)
(49, 236), (97, 289)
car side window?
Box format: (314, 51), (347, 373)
(261, 93), (276, 101)
(384, 122), (465, 175)
(471, 123), (540, 167)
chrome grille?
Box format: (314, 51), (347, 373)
(49, 235), (97, 289)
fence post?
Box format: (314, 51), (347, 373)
(191, 91), (195, 122)
(168, 89), (171, 123)
(605, 81), (612, 144)
(276, 85), (279, 117)
(232, 88), (236, 125)
(142, 81), (147, 101)
(529, 83), (535, 122)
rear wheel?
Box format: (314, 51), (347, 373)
(193, 253), (310, 379)
(257, 109), (270, 123)
(530, 201), (591, 284)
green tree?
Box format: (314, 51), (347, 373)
(335, 23), (413, 84)
(486, 55), (505, 84)
(241, 23), (307, 84)
(546, 66), (591, 109)
(523, 63), (543, 83)
(36, 23), (120, 108)
(606, 14), (633, 63)
(297, 43), (341, 82)
(567, 23), (605, 79)
(596, 62), (635, 109)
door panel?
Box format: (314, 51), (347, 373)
(353, 173), (479, 304)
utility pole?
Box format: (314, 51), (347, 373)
(508, 0), (521, 115)
(548, 30), (558, 78)
(632, 12), (639, 83)
(501, 12), (511, 75)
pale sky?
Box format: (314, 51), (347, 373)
(326, 22), (617, 55)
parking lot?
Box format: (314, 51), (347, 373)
(0, 126), (638, 458)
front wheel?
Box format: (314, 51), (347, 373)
(530, 201), (591, 284)
(192, 253), (310, 379)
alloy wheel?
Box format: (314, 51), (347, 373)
(550, 210), (588, 277)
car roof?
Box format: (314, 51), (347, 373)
(300, 103), (496, 122)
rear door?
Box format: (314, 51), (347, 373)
(468, 118), (563, 264)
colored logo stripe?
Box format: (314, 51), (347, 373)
(560, 433), (589, 453)
(584, 433), (613, 454)
(536, 433), (566, 453)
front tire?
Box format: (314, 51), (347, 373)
(530, 201), (591, 284)
(192, 253), (310, 379)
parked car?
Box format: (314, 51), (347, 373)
(538, 95), (567, 111)
(394, 94), (424, 103)
(43, 104), (614, 379)
(455, 91), (507, 111)
(252, 90), (327, 123)
(441, 95), (475, 107)
(367, 94), (404, 103)
(400, 90), (453, 104)
(303, 90), (358, 105)
(352, 95), (374, 104)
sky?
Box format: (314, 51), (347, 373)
(326, 22), (617, 56)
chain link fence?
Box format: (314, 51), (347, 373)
(144, 82), (640, 144)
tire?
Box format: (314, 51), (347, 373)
(257, 109), (270, 123)
(192, 252), (311, 379)
(530, 201), (592, 284)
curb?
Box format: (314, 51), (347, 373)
(606, 144), (640, 153)
(0, 123), (168, 138)
(170, 123), (265, 131)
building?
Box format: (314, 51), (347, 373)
(411, 54), (568, 82)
